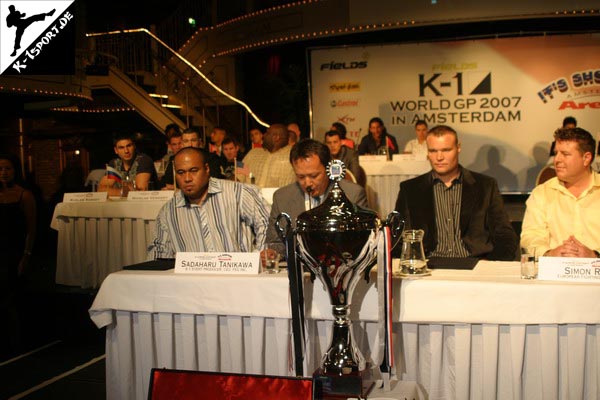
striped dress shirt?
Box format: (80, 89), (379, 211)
(150, 178), (271, 259)
(430, 173), (470, 257)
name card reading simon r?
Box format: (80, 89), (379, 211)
(538, 256), (600, 283)
(127, 190), (174, 202)
(63, 192), (107, 203)
(175, 252), (260, 275)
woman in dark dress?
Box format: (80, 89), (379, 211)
(0, 153), (36, 357)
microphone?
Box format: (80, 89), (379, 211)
(306, 187), (313, 195)
(306, 186), (313, 209)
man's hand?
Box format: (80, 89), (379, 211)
(545, 235), (596, 258)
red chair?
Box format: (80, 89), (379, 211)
(149, 369), (313, 400)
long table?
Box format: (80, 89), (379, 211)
(361, 158), (430, 217)
(89, 261), (600, 400)
(51, 200), (167, 288)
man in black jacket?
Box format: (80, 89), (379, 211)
(394, 125), (517, 261)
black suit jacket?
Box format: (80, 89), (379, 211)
(394, 167), (517, 261)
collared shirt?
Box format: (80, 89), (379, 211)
(404, 139), (428, 160)
(150, 178), (271, 259)
(521, 172), (600, 256)
(430, 171), (470, 257)
(242, 145), (296, 188)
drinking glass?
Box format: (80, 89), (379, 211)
(262, 245), (281, 274)
(520, 247), (537, 279)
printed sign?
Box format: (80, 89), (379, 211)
(63, 192), (107, 203)
(127, 190), (174, 202)
(175, 252), (260, 275)
(310, 35), (600, 192)
(538, 256), (600, 283)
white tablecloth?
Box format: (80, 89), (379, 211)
(362, 159), (430, 217)
(51, 200), (167, 288)
(89, 261), (600, 400)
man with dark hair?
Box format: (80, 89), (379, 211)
(265, 139), (369, 256)
(324, 130), (361, 180)
(220, 137), (244, 180)
(99, 133), (158, 195)
(358, 117), (399, 156)
(549, 116), (578, 158)
(159, 131), (183, 189)
(241, 123), (296, 188)
(404, 120), (428, 159)
(522, 127), (600, 258)
(330, 121), (355, 149)
(394, 125), (517, 260)
(150, 147), (270, 258)
(207, 126), (227, 156)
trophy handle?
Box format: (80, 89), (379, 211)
(275, 213), (292, 242)
(384, 211), (404, 249)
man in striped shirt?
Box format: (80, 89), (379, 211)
(149, 147), (270, 258)
(394, 125), (517, 261)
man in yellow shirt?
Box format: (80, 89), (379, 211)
(521, 127), (600, 258)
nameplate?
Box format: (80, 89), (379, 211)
(538, 256), (600, 283)
(127, 190), (174, 202)
(63, 192), (107, 203)
(358, 155), (388, 162)
(393, 154), (417, 161)
(174, 252), (260, 275)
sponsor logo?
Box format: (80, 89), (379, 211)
(336, 115), (356, 125)
(1, 0), (76, 75)
(329, 82), (360, 92)
(558, 100), (600, 110)
(320, 61), (368, 71)
(330, 99), (359, 108)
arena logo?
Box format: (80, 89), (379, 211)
(0, 0), (75, 75)
(329, 82), (360, 92)
(330, 99), (359, 108)
(558, 100), (600, 110)
(320, 61), (368, 71)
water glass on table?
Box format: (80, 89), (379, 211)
(520, 247), (537, 279)
(262, 245), (281, 274)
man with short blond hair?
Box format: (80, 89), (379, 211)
(521, 127), (600, 258)
(395, 125), (517, 260)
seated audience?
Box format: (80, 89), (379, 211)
(521, 127), (600, 258)
(331, 121), (355, 149)
(241, 123), (296, 188)
(249, 128), (264, 149)
(358, 117), (399, 156)
(265, 139), (368, 257)
(394, 125), (517, 260)
(324, 130), (361, 181)
(99, 133), (158, 195)
(159, 131), (183, 189)
(207, 126), (227, 156)
(150, 147), (270, 258)
(220, 137), (244, 180)
(404, 120), (428, 159)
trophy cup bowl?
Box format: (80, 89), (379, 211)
(278, 160), (403, 399)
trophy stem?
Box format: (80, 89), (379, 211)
(322, 305), (361, 375)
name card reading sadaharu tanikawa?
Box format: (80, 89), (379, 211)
(538, 256), (600, 283)
(175, 252), (260, 275)
(63, 192), (107, 203)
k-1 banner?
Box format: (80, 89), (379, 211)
(309, 34), (600, 192)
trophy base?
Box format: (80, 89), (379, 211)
(312, 367), (374, 399)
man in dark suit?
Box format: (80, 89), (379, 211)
(265, 139), (369, 257)
(394, 125), (517, 261)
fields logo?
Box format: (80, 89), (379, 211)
(320, 61), (367, 71)
(330, 99), (359, 108)
(329, 82), (360, 92)
(1, 0), (75, 75)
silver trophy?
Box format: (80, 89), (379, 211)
(276, 160), (403, 398)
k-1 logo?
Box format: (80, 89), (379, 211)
(419, 72), (492, 96)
